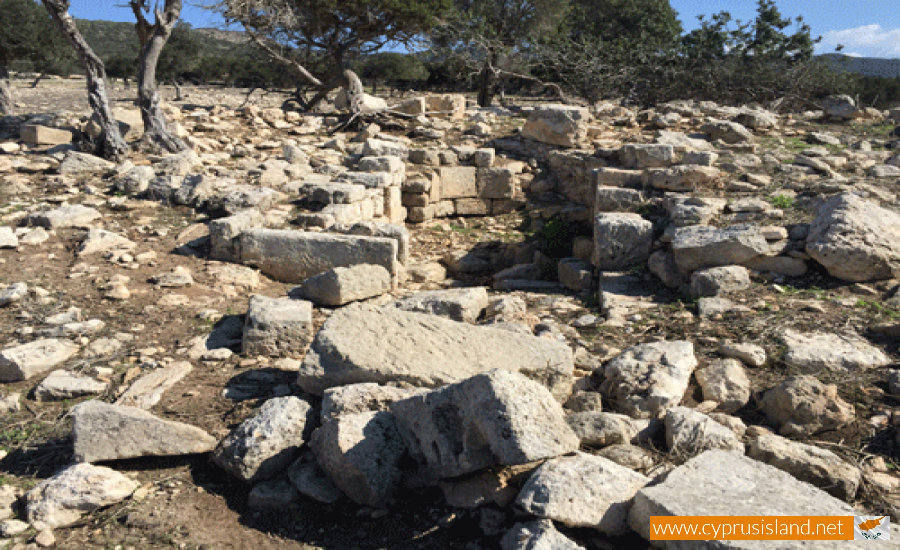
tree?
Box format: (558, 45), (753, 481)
(41, 0), (127, 159)
(0, 0), (67, 114)
(433, 0), (569, 106)
(356, 52), (428, 94)
(130, 0), (189, 152)
(566, 0), (682, 49)
(157, 21), (203, 99)
(210, 0), (453, 114)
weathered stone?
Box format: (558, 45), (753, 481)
(806, 193), (900, 282)
(516, 452), (649, 535)
(294, 264), (391, 307)
(478, 167), (517, 199)
(34, 370), (107, 401)
(645, 165), (722, 191)
(822, 94), (863, 119)
(25, 463), (139, 530)
(20, 124), (72, 145)
(72, 401), (217, 462)
(438, 166), (478, 199)
(425, 94), (466, 119)
(439, 462), (538, 509)
(361, 138), (408, 159)
(620, 144), (674, 168)
(594, 167), (643, 188)
(0, 282), (27, 307)
(298, 304), (574, 400)
(212, 396), (314, 483)
(209, 210), (265, 263)
(697, 296), (751, 318)
(594, 186), (644, 212)
(718, 341), (767, 367)
(781, 329), (890, 372)
(391, 369), (579, 480)
(0, 339), (80, 382)
(149, 266), (193, 287)
(335, 90), (386, 113)
(695, 359), (751, 412)
(628, 450), (861, 549)
(598, 443), (656, 470)
(76, 228), (135, 257)
(321, 383), (421, 422)
(745, 255), (808, 277)
(670, 224), (770, 272)
(243, 295), (314, 357)
(690, 265), (751, 297)
(28, 204), (101, 229)
(154, 149), (201, 176)
(239, 229), (399, 283)
(700, 119), (754, 143)
(648, 250), (688, 288)
(58, 151), (114, 174)
(760, 376), (855, 437)
(287, 453), (344, 504)
(247, 479), (298, 510)
(500, 520), (586, 550)
(116, 361), (192, 409)
(592, 213), (654, 270)
(0, 227), (18, 249)
(558, 258), (593, 291)
(748, 433), (861, 500)
(565, 412), (658, 447)
(601, 341), (697, 419)
(391, 287), (489, 323)
(311, 410), (405, 508)
(521, 105), (590, 148)
(665, 406), (744, 455)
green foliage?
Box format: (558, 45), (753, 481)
(535, 216), (581, 259)
(0, 0), (69, 68)
(355, 52), (428, 84)
(566, 0), (682, 49)
(767, 194), (795, 209)
(157, 22), (203, 81)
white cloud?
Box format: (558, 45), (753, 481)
(818, 24), (900, 58)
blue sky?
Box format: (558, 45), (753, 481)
(69, 0), (900, 59)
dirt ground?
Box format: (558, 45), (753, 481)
(1, 77), (899, 550)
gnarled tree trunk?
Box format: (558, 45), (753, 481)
(477, 52), (500, 107)
(131, 0), (187, 153)
(0, 64), (11, 116)
(41, 0), (126, 160)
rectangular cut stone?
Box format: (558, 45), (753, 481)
(438, 166), (478, 199)
(478, 168), (516, 199)
(455, 198), (491, 216)
(239, 229), (398, 283)
(20, 125), (73, 145)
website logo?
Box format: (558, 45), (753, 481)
(855, 516), (891, 541)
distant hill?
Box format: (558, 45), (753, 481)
(818, 53), (900, 79)
(75, 19), (252, 61)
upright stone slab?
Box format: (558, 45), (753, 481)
(391, 369), (579, 480)
(238, 229), (399, 283)
(438, 166), (478, 199)
(243, 295), (314, 357)
(298, 304), (574, 400)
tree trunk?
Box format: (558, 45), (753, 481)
(172, 78), (183, 101)
(131, 0), (187, 153)
(477, 54), (499, 108)
(41, 0), (126, 160)
(30, 71), (47, 88)
(0, 64), (11, 116)
(342, 68), (365, 116)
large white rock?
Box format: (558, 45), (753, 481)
(516, 452), (649, 535)
(391, 369), (579, 480)
(748, 433), (861, 501)
(25, 463), (138, 530)
(27, 204), (101, 229)
(57, 151), (114, 174)
(72, 401), (217, 462)
(521, 105), (590, 148)
(75, 228), (135, 257)
(781, 329), (890, 372)
(34, 370), (107, 401)
(806, 193), (900, 282)
(298, 304), (575, 400)
(628, 450), (862, 549)
(0, 227), (18, 249)
(212, 396), (314, 482)
(694, 358), (751, 412)
(310, 410), (406, 508)
(0, 339), (80, 382)
(600, 341), (697, 419)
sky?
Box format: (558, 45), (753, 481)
(68, 0), (900, 59)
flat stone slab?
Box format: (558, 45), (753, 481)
(239, 229), (399, 283)
(27, 204), (101, 229)
(294, 264), (391, 307)
(628, 450), (876, 549)
(670, 224), (770, 272)
(298, 304), (574, 400)
(0, 339), (80, 382)
(517, 452), (649, 535)
(34, 370), (107, 401)
(72, 401), (217, 462)
(115, 361), (193, 409)
(781, 329), (890, 372)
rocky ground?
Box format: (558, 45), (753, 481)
(1, 76), (900, 549)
